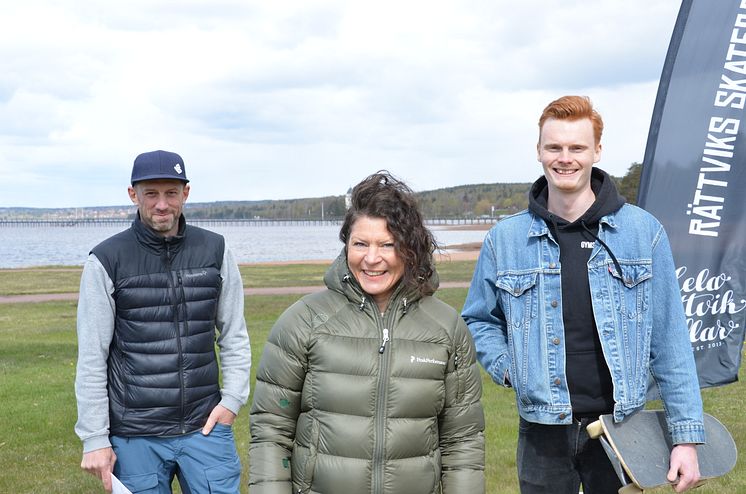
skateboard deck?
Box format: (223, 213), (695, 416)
(587, 410), (737, 493)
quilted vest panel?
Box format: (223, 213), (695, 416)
(92, 218), (224, 436)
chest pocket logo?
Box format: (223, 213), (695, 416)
(495, 272), (538, 329)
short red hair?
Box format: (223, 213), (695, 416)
(538, 95), (603, 145)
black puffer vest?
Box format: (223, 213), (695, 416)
(91, 214), (225, 437)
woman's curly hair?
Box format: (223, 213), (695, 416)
(339, 171), (438, 296)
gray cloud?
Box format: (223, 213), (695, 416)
(0, 0), (681, 207)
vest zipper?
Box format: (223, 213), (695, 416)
(165, 243), (187, 434)
(176, 269), (187, 433)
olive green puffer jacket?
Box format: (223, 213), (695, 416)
(249, 251), (485, 494)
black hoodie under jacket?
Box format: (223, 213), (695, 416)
(528, 167), (626, 417)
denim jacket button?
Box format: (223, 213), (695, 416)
(554, 378), (561, 385)
(559, 413), (567, 420)
(551, 300), (558, 308)
(549, 262), (556, 269)
(552, 338), (560, 345)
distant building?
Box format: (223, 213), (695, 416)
(345, 187), (352, 210)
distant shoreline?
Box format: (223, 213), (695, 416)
(0, 246), (481, 273)
(246, 247), (481, 266)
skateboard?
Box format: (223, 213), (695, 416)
(587, 410), (737, 494)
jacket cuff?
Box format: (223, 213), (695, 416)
(671, 424), (706, 445)
(83, 435), (112, 454)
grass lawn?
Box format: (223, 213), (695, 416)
(0, 267), (83, 296)
(0, 259), (478, 296)
(0, 263), (743, 493)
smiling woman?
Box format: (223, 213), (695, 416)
(338, 172), (437, 313)
(248, 171), (486, 494)
(345, 216), (405, 312)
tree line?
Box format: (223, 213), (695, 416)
(185, 163), (642, 220)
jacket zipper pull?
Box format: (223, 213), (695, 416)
(378, 328), (390, 354)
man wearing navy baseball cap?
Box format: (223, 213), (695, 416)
(75, 150), (251, 493)
(127, 150), (190, 236)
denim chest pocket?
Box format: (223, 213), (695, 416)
(610, 262), (651, 319)
(495, 272), (538, 329)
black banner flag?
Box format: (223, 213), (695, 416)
(639, 0), (746, 387)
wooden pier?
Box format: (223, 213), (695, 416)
(0, 217), (496, 228)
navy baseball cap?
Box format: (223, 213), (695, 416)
(131, 150), (189, 185)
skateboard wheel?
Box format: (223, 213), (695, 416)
(586, 420), (603, 438)
(618, 484), (642, 494)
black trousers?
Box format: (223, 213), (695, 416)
(516, 417), (623, 494)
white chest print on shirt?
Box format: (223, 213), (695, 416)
(581, 241), (595, 249)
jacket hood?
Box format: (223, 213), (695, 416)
(528, 167), (625, 227)
(323, 248), (439, 311)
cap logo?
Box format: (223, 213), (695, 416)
(174, 163), (183, 175)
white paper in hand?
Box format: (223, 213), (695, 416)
(111, 473), (133, 494)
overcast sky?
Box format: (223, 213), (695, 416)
(1, 0), (681, 208)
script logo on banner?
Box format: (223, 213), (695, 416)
(678, 267), (746, 352)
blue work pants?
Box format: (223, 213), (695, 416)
(111, 424), (241, 493)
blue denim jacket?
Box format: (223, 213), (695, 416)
(462, 204), (705, 444)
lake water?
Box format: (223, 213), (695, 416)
(0, 223), (488, 268)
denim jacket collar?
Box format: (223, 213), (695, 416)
(528, 211), (619, 240)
